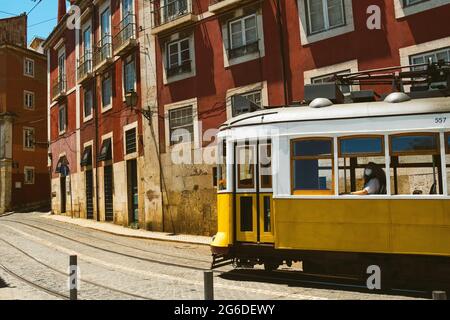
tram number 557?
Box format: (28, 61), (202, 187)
(435, 117), (447, 124)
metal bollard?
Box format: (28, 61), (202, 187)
(204, 271), (214, 300)
(69, 255), (78, 300)
(432, 291), (447, 300)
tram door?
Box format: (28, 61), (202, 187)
(235, 141), (274, 243)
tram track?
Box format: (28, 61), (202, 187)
(0, 236), (154, 300)
(0, 262), (69, 300)
(0, 217), (428, 298)
(18, 216), (212, 265)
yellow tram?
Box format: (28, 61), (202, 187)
(211, 90), (450, 289)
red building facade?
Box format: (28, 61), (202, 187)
(0, 15), (50, 214)
(44, 0), (144, 226)
(147, 0), (450, 235)
(43, 0), (450, 235)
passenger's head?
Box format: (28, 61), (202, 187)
(364, 162), (386, 187)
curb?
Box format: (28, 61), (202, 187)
(42, 215), (211, 247)
(0, 212), (15, 218)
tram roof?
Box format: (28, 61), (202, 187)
(220, 96), (450, 130)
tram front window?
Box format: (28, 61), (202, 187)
(390, 133), (442, 195)
(237, 144), (255, 189)
(291, 138), (333, 195)
(338, 136), (387, 195)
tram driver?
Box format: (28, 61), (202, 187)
(351, 162), (386, 195)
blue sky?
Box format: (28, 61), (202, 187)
(0, 0), (62, 44)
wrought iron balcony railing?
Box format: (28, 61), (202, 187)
(166, 60), (191, 77)
(113, 13), (137, 54)
(77, 51), (93, 82)
(228, 41), (259, 59)
(151, 0), (192, 28)
(52, 75), (67, 100)
(93, 35), (113, 69)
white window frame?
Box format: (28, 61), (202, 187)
(229, 14), (258, 50)
(24, 58), (35, 77)
(101, 131), (114, 163)
(304, 59), (360, 95)
(226, 81), (268, 120)
(24, 90), (35, 110)
(162, 32), (196, 84)
(166, 37), (190, 70)
(23, 127), (35, 151)
(399, 37), (450, 92)
(297, 0), (354, 45)
(122, 53), (137, 101)
(394, 0), (450, 18)
(409, 47), (450, 68)
(101, 71), (113, 112)
(221, 8), (265, 68)
(24, 166), (35, 185)
(305, 0), (346, 35)
(59, 104), (67, 135)
(123, 122), (138, 160)
(98, 1), (112, 43)
(164, 98), (199, 149)
(83, 88), (94, 122)
(230, 90), (262, 118)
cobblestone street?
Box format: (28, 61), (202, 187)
(0, 212), (425, 300)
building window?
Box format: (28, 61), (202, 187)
(305, 0), (346, 35)
(410, 47), (450, 70)
(164, 0), (188, 23)
(23, 127), (35, 150)
(98, 138), (112, 161)
(84, 89), (93, 119)
(231, 90), (262, 117)
(24, 58), (34, 77)
(125, 127), (137, 154)
(166, 38), (191, 77)
(403, 0), (429, 7)
(24, 167), (35, 184)
(102, 72), (112, 109)
(228, 14), (259, 59)
(168, 106), (194, 145)
(124, 55), (136, 94)
(59, 105), (67, 134)
(291, 138), (334, 195)
(80, 145), (93, 167)
(24, 91), (35, 109)
(311, 69), (351, 94)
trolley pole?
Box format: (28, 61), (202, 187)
(204, 271), (214, 300)
(69, 255), (78, 300)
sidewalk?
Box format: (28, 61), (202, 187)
(41, 213), (212, 246)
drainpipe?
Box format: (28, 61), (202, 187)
(275, 0), (289, 105)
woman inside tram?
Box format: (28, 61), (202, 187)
(351, 162), (387, 195)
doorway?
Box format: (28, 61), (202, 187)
(234, 141), (274, 243)
(104, 165), (114, 221)
(60, 176), (66, 214)
(127, 159), (138, 225)
(85, 170), (94, 219)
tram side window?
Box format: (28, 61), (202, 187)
(291, 138), (333, 195)
(217, 140), (227, 190)
(260, 143), (272, 189)
(390, 133), (442, 195)
(338, 136), (387, 195)
(237, 144), (255, 189)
